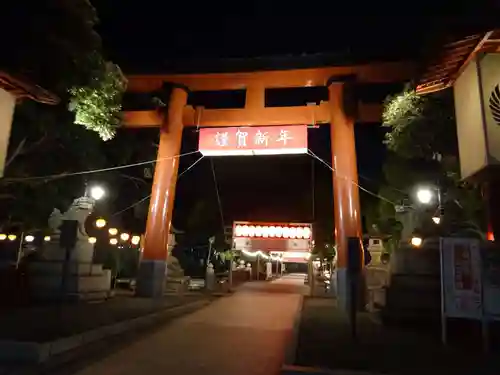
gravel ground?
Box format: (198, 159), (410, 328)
(0, 293), (211, 342)
(295, 297), (500, 375)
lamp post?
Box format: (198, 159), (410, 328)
(15, 232), (24, 269)
(416, 185), (443, 225)
(206, 236), (216, 291)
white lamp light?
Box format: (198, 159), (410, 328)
(89, 185), (105, 200)
(416, 188), (433, 204)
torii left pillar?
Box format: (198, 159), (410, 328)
(136, 84), (188, 297)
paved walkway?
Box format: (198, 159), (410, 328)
(67, 277), (304, 375)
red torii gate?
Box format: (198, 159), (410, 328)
(123, 61), (413, 302)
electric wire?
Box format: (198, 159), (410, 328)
(210, 158), (226, 232)
(2, 150), (200, 182)
(308, 149), (407, 196)
(111, 155), (205, 216)
(307, 149), (397, 206)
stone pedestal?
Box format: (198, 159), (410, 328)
(27, 200), (112, 301)
(381, 240), (441, 321)
(165, 256), (188, 294)
(205, 263), (215, 291)
(28, 261), (112, 301)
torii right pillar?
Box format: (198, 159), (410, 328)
(328, 78), (364, 310)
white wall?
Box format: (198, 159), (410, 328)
(0, 88), (16, 177)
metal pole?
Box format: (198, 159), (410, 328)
(311, 157), (315, 222)
(228, 260), (233, 291)
(15, 232), (24, 269)
(206, 241), (213, 268)
(205, 240), (213, 289)
(439, 239), (447, 345)
(349, 274), (358, 340)
(256, 253), (260, 281)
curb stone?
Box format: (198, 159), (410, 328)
(0, 299), (211, 364)
(283, 294), (304, 366)
(281, 366), (385, 375)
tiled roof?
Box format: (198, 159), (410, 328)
(416, 30), (500, 95)
(0, 71), (59, 104)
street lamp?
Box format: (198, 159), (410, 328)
(44, 236), (51, 242)
(8, 234), (16, 241)
(95, 218), (107, 228)
(108, 228), (118, 236)
(25, 235), (35, 243)
(89, 185), (105, 201)
(432, 216), (441, 225)
(416, 188), (433, 204)
(109, 238), (118, 245)
(88, 237), (97, 244)
(120, 233), (130, 242)
(0, 234), (6, 240)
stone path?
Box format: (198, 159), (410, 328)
(65, 277), (303, 375)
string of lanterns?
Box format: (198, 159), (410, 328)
(91, 218), (141, 246)
(0, 218), (141, 247)
(233, 224), (312, 239)
(0, 234), (52, 242)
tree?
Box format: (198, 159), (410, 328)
(373, 86), (485, 241)
(1, 1), (101, 96)
(1, 2), (128, 141)
(0, 1), (147, 231)
(69, 58), (128, 140)
(0, 100), (158, 232)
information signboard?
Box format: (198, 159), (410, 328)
(440, 237), (482, 320)
(440, 237), (500, 349)
(481, 248), (500, 318)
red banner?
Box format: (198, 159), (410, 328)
(198, 125), (308, 156)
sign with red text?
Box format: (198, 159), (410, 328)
(198, 125), (308, 156)
(440, 238), (482, 320)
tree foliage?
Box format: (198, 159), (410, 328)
(0, 101), (157, 232)
(369, 87), (485, 244)
(1, 1), (101, 96)
(2, 2), (127, 140)
(69, 59), (128, 141)
(0, 2), (157, 232)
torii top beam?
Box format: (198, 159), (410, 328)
(123, 60), (414, 128)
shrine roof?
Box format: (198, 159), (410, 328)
(416, 30), (500, 95)
(0, 71), (59, 105)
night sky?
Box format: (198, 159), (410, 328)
(93, 1), (499, 230)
